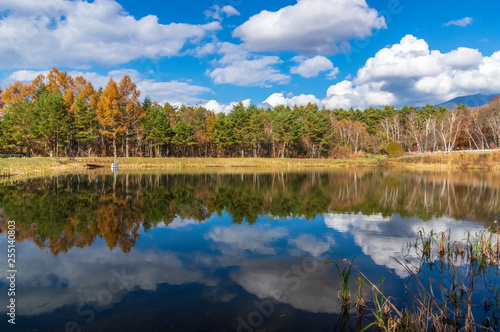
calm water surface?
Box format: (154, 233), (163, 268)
(0, 170), (499, 331)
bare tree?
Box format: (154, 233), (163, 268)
(463, 107), (489, 149)
(380, 114), (402, 144)
(483, 97), (500, 148)
(335, 119), (369, 153)
(406, 109), (436, 152)
(434, 108), (464, 152)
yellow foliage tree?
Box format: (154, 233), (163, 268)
(1, 81), (36, 106)
(47, 67), (73, 95)
(68, 77), (98, 114)
(96, 78), (125, 158)
(119, 75), (144, 157)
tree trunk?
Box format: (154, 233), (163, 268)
(113, 134), (117, 158)
(126, 128), (129, 158)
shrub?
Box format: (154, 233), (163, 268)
(386, 141), (404, 157)
(330, 146), (354, 159)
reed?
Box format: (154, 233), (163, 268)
(332, 226), (500, 331)
(327, 258), (354, 305)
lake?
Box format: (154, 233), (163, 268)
(1, 169), (499, 331)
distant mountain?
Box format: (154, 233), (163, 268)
(439, 94), (497, 109)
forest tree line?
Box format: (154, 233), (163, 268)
(0, 67), (499, 158)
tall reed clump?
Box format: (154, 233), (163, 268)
(326, 258), (371, 332)
(331, 225), (500, 332)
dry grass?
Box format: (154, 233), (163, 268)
(0, 157), (82, 176)
(1, 152), (499, 177)
(385, 151), (500, 170)
(0, 156), (382, 176)
(76, 157), (381, 168)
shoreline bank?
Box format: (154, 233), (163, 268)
(1, 152), (499, 177)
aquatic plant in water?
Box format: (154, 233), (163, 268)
(331, 225), (500, 331)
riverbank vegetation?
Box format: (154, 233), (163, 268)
(332, 227), (500, 331)
(0, 156), (382, 176)
(2, 151), (499, 177)
(0, 67), (499, 159)
(383, 150), (500, 170)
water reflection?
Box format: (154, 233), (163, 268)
(0, 170), (498, 331)
(0, 171), (499, 255)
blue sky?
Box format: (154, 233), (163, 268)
(0, 0), (499, 112)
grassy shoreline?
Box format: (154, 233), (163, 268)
(1, 151), (499, 176)
(0, 156), (381, 176)
(383, 150), (500, 170)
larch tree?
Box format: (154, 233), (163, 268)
(201, 112), (216, 157)
(46, 67), (74, 97)
(119, 75), (144, 157)
(96, 78), (124, 158)
(1, 81), (36, 106)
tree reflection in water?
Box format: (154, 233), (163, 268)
(0, 170), (499, 256)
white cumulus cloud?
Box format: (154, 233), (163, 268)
(0, 0), (221, 68)
(205, 99), (251, 114)
(290, 56), (338, 78)
(203, 42), (290, 87)
(207, 225), (288, 255)
(264, 92), (321, 108)
(233, 0), (386, 54)
(350, 35), (500, 106)
(265, 35), (500, 110)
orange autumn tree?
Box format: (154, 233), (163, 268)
(118, 75), (144, 157)
(46, 67), (74, 97)
(68, 76), (98, 112)
(1, 80), (36, 106)
(96, 78), (124, 158)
